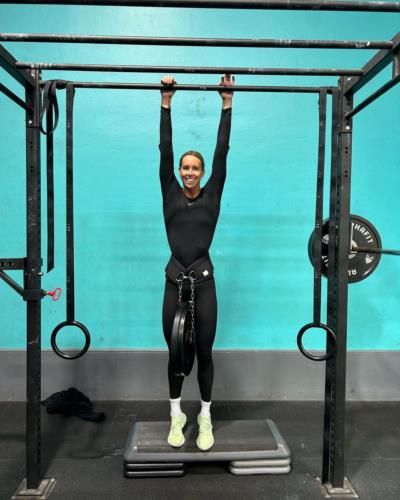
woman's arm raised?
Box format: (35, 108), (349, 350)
(159, 76), (177, 197)
(206, 74), (234, 198)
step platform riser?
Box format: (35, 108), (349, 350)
(123, 419), (291, 477)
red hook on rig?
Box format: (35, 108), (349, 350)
(46, 288), (62, 301)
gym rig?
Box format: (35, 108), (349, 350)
(0, 0), (399, 498)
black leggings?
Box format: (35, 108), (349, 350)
(162, 278), (217, 402)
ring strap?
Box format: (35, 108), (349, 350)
(40, 80), (65, 136)
(50, 83), (91, 360)
(40, 80), (67, 272)
(297, 90), (337, 362)
(312, 89), (327, 324)
(66, 82), (75, 322)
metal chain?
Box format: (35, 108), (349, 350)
(189, 273), (196, 336)
(176, 272), (184, 303)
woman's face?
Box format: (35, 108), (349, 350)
(179, 155), (204, 191)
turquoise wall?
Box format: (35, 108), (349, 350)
(0, 5), (399, 350)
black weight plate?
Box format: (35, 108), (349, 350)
(170, 303), (186, 375)
(180, 305), (196, 376)
(171, 302), (196, 377)
(308, 214), (382, 283)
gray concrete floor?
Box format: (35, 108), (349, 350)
(1, 401), (399, 500)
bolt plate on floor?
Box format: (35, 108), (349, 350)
(318, 477), (358, 498)
(11, 478), (56, 500)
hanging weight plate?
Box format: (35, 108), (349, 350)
(308, 214), (382, 283)
(180, 305), (196, 377)
(170, 302), (186, 376)
(170, 302), (196, 377)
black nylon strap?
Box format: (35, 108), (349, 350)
(66, 83), (75, 322)
(50, 83), (91, 360)
(313, 89), (327, 323)
(46, 106), (55, 272)
(297, 89), (336, 362)
(40, 80), (67, 273)
(40, 81), (59, 135)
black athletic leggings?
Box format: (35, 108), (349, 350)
(162, 277), (217, 402)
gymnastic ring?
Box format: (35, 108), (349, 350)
(297, 322), (337, 362)
(51, 320), (91, 360)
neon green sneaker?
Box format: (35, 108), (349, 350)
(196, 415), (214, 451)
(167, 413), (187, 448)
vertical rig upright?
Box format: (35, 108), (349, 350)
(25, 69), (43, 488)
(12, 66), (56, 500)
(322, 78), (355, 497)
(19, 70), (56, 498)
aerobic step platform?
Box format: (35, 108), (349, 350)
(123, 419), (291, 477)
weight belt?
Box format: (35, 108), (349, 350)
(165, 254), (214, 284)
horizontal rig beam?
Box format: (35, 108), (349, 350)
(1, 33), (393, 49)
(1, 0), (400, 12)
(17, 62), (363, 76)
(41, 81), (333, 92)
(345, 32), (400, 94)
(0, 258), (25, 270)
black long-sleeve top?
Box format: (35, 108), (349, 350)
(159, 106), (232, 268)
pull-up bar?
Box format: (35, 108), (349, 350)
(17, 62), (363, 76)
(1, 33), (393, 49)
(1, 0), (400, 13)
(41, 81), (332, 93)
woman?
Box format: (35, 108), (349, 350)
(159, 74), (234, 451)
